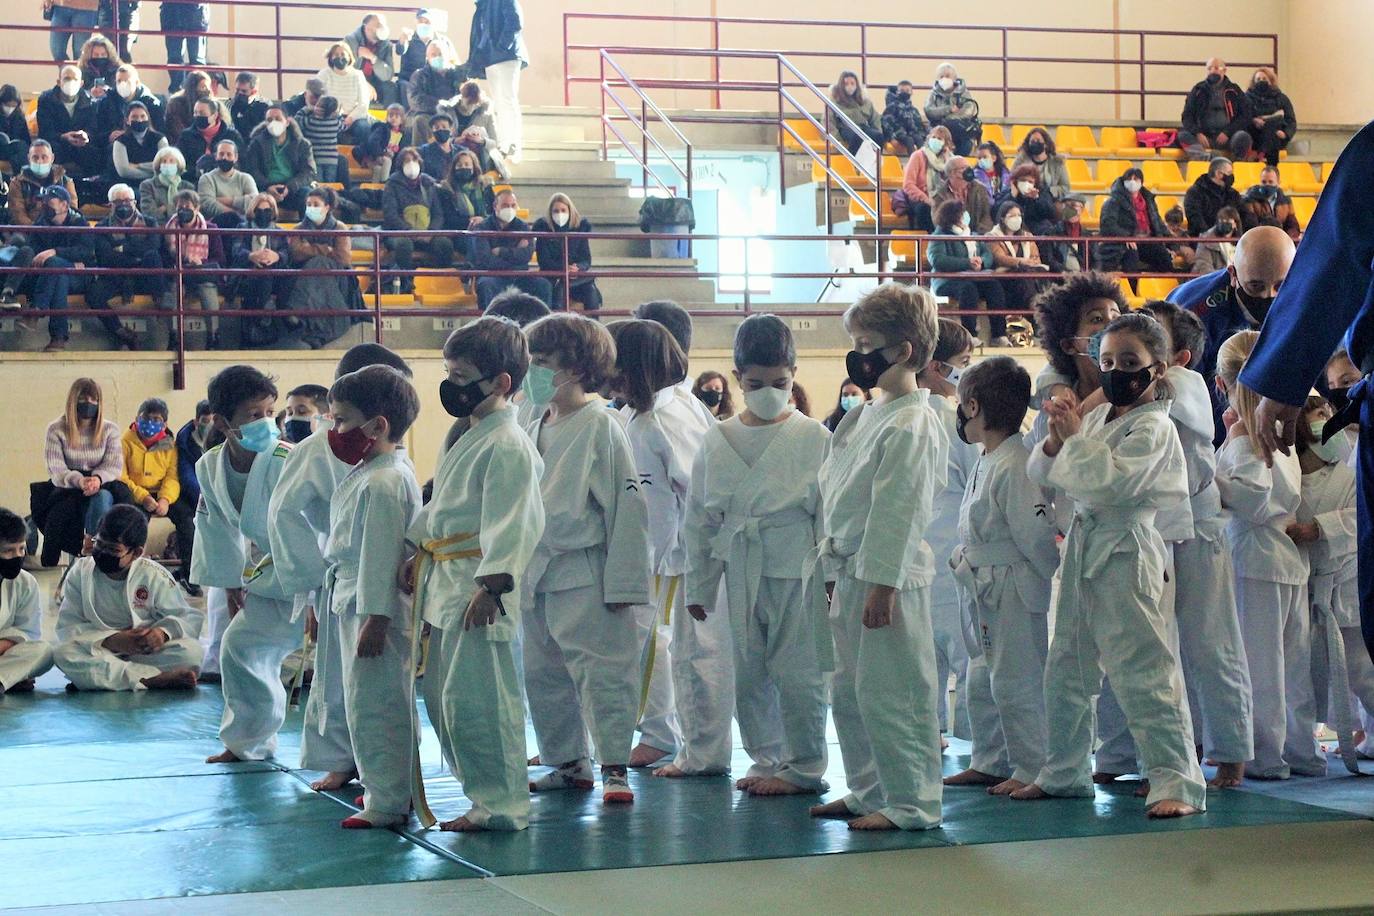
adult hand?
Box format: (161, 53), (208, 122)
(1253, 396), (1301, 467)
(1285, 521), (1321, 545)
(1252, 117), (1265, 129)
(270, 185), (287, 200)
(342, 114), (357, 130)
(568, 264), (580, 274)
(397, 553), (416, 594)
(862, 584), (897, 629)
(108, 129), (123, 144)
(357, 45), (377, 62)
(687, 603), (709, 621)
(217, 196), (235, 208)
(80, 477), (101, 496)
(102, 629), (142, 655)
(226, 587), (246, 618)
(968, 255), (983, 270)
(468, 216), (483, 228)
(357, 615), (389, 657)
(1217, 132), (1230, 146)
(1277, 130), (1287, 140)
(33, 249), (56, 266)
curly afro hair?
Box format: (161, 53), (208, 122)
(1032, 271), (1129, 382)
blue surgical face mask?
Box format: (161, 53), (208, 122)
(522, 364), (561, 406)
(159, 162), (179, 179)
(1073, 330), (1106, 362)
(1308, 421), (1346, 464)
(840, 394), (862, 412)
(927, 136), (945, 154)
(428, 56), (446, 71)
(30, 161), (51, 178)
(234, 416), (280, 453)
(304, 205), (326, 224)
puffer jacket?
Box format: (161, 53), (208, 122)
(1095, 176), (1168, 270)
(7, 165), (78, 226)
(881, 85), (927, 150)
(924, 78), (979, 128)
(120, 425), (180, 505)
(1245, 83), (1297, 138)
(1181, 76), (1249, 139)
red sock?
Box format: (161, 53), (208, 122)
(341, 815), (373, 829)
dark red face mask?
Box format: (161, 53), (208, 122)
(327, 424), (375, 464)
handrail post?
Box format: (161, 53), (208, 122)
(1139, 32), (1147, 122)
(373, 230), (383, 343)
(824, 107), (833, 235)
(563, 14), (571, 106)
(1002, 28), (1010, 118)
(642, 98), (649, 197)
(711, 18), (721, 110)
(874, 145), (882, 240)
(776, 57), (786, 208)
(599, 53), (607, 163)
(859, 24), (867, 88)
(275, 6), (285, 100)
(742, 233), (751, 313)
(562, 231), (571, 310)
(685, 144), (694, 259)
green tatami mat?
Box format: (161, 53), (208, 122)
(1226, 759), (1374, 818)
(0, 740), (277, 787)
(0, 685), (229, 747)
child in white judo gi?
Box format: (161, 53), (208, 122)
(195, 366), (298, 764)
(282, 383), (329, 445)
(1214, 330), (1324, 779)
(1326, 350), (1362, 467)
(323, 366), (424, 829)
(946, 357), (1057, 794)
(269, 344), (414, 793)
(915, 318), (977, 748)
(0, 508), (54, 693)
(55, 505), (203, 691)
(809, 282), (948, 831)
(1013, 312), (1206, 817)
(613, 319), (735, 778)
(403, 317), (546, 832)
(521, 314), (652, 805)
(685, 314), (830, 797)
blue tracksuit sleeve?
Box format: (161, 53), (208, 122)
(1240, 119), (1374, 405)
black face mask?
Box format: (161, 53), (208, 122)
(92, 550), (126, 577)
(432, 129), (451, 143)
(898, 91), (911, 100)
(961, 167), (976, 182)
(193, 115), (213, 131)
(1234, 286), (1274, 323)
(1206, 72), (1222, 84)
(1100, 365), (1157, 407)
(330, 57), (349, 70)
(609, 396), (627, 411)
(0, 555), (23, 580)
(697, 389), (722, 409)
(129, 122), (149, 135)
(453, 167), (476, 183)
(1026, 141), (1045, 157)
(176, 209), (196, 225)
(216, 158), (235, 173)
(439, 376), (491, 418)
(113, 202), (135, 221)
(283, 418), (314, 443)
(1328, 387), (1351, 413)
(76, 401), (99, 419)
(1253, 80), (1272, 93)
(1215, 221), (1234, 236)
(845, 346), (896, 390)
(253, 209), (274, 228)
(1221, 174), (1235, 188)
(955, 403), (973, 445)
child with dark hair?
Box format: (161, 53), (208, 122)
(195, 366), (300, 764)
(947, 356), (1057, 794)
(403, 317), (546, 831)
(54, 505), (203, 691)
(634, 300), (693, 355)
(824, 379), (868, 432)
(0, 508), (54, 693)
(322, 366), (425, 829)
(120, 398), (197, 588)
(685, 314), (830, 796)
(520, 314), (652, 805)
(485, 288), (551, 326)
(283, 384), (331, 444)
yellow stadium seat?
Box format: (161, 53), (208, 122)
(1009, 124), (1045, 150)
(888, 230), (920, 263)
(1292, 195), (1317, 229)
(1154, 194), (1180, 216)
(1157, 146), (1185, 160)
(1065, 158), (1104, 191)
(1231, 162), (1264, 189)
(979, 124), (1008, 148)
(1056, 125), (1100, 157)
(1118, 277), (1145, 310)
(1136, 277), (1179, 301)
(1141, 160), (1184, 193)
(1079, 196), (1100, 231)
(1099, 126), (1146, 158)
(784, 117), (824, 151)
(1093, 159), (1130, 188)
(1293, 162), (1332, 194)
(415, 273), (475, 308)
(880, 153), (904, 182)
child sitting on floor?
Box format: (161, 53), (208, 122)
(0, 507), (54, 693)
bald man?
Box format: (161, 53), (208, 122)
(1167, 225), (1295, 443)
(1179, 58), (1253, 161)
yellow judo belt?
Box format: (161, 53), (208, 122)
(409, 531), (483, 828)
(638, 574), (679, 720)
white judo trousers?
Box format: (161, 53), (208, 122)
(634, 593), (679, 756)
(200, 587), (228, 676)
(669, 575), (736, 773)
(0, 641), (54, 690)
(927, 395), (977, 739)
(1028, 401), (1206, 811)
(338, 609), (417, 816)
(301, 611), (353, 772)
(217, 594), (298, 757)
(0, 571), (54, 690)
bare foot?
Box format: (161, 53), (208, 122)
(439, 814), (487, 832)
(809, 798), (852, 819)
(735, 775), (764, 791)
(311, 769), (359, 791)
(629, 743), (670, 768)
(6, 678), (36, 693)
(1133, 781), (1151, 798)
(748, 776), (814, 796)
(141, 667), (198, 690)
(1207, 761), (1244, 789)
(1146, 799), (1199, 818)
(206, 748), (242, 764)
(1091, 771), (1124, 785)
(989, 778), (1028, 796)
(1009, 783), (1050, 801)
(943, 768), (1002, 787)
(940, 735), (950, 750)
(652, 763), (687, 778)
(527, 754), (541, 766)
(848, 812), (898, 831)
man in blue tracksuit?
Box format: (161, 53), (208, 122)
(1243, 118), (1374, 663)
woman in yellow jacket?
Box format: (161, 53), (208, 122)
(120, 398), (198, 594)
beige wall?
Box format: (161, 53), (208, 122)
(0, 1), (1366, 125)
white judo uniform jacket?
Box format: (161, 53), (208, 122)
(0, 570), (53, 689)
(191, 441), (296, 603)
(268, 427), (351, 619)
(57, 556), (202, 647)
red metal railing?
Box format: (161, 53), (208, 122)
(565, 12), (1279, 121)
(0, 222), (1201, 387)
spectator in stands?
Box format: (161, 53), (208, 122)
(110, 102), (165, 181)
(97, 64), (164, 146)
(230, 72), (270, 140)
(408, 36), (464, 144)
(923, 61), (981, 155)
(928, 197), (1007, 347)
(196, 139), (256, 227)
(988, 199), (1050, 323)
(174, 400), (213, 524)
(466, 0), (527, 161)
(12, 185), (92, 351)
(344, 13), (401, 106)
(934, 155), (993, 232)
(317, 42), (376, 146)
(1094, 166), (1171, 275)
(398, 8), (445, 82)
(383, 146), (454, 293)
(36, 378), (128, 564)
(1013, 127), (1070, 199)
(1239, 166), (1300, 239)
(901, 123), (953, 231)
(972, 140), (1009, 198)
(692, 370), (734, 420)
(1040, 194), (1087, 274)
(38, 64), (102, 181)
(164, 70), (222, 141)
(4, 141), (77, 237)
(287, 185), (356, 349)
(829, 70), (882, 155)
(294, 95), (346, 184)
(1178, 57), (1251, 161)
(1243, 68), (1295, 167)
(353, 103), (407, 182)
(48, 0), (99, 62)
(87, 182), (162, 350)
(138, 146), (193, 224)
(160, 1), (209, 94)
(999, 164), (1058, 235)
(1162, 204), (1197, 271)
(473, 187), (551, 309)
(534, 192), (601, 311)
(230, 192), (295, 348)
(823, 378), (867, 432)
(789, 381), (812, 417)
(96, 0), (140, 62)
(160, 188), (224, 349)
(242, 105), (316, 216)
(439, 147), (495, 258)
(0, 85), (33, 176)
(177, 98), (244, 181)
(450, 79), (496, 138)
(1192, 205), (1239, 274)
(1183, 156), (1240, 235)
(283, 77), (325, 119)
(419, 113), (462, 179)
(881, 80), (927, 156)
(120, 397), (196, 584)
(78, 34), (119, 97)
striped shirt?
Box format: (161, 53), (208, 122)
(45, 419), (124, 489)
(294, 111), (342, 173)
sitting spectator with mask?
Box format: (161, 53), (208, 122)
(473, 187), (552, 309)
(119, 397), (197, 587)
(881, 80), (927, 155)
(0, 85), (30, 175)
(230, 72), (270, 139)
(1162, 205), (1197, 271)
(176, 97), (244, 181)
(110, 102), (167, 182)
(1040, 194), (1088, 274)
(160, 189), (224, 350)
(95, 64), (164, 147)
(418, 112), (461, 179)
(174, 400), (213, 529)
(829, 69), (883, 155)
(5, 140), (78, 232)
(924, 61), (982, 155)
(196, 139), (258, 228)
(78, 34), (119, 97)
(928, 197), (1007, 347)
(87, 182), (163, 350)
(1012, 127), (1070, 199)
(997, 164), (1058, 235)
(353, 103), (407, 182)
(398, 9), (445, 81)
(382, 146), (454, 293)
(242, 105), (317, 216)
(36, 378), (129, 564)
(1239, 167), (1301, 239)
(283, 77), (325, 120)
(164, 71), (224, 144)
(230, 192), (295, 347)
(38, 63), (102, 183)
(1193, 205), (1240, 274)
(1179, 58), (1252, 160)
(439, 147), (494, 268)
(408, 37), (464, 143)
(1243, 68), (1295, 167)
(287, 186), (356, 349)
(317, 42), (376, 146)
(534, 192), (601, 311)
(933, 155), (993, 233)
(294, 94), (347, 185)
(1183, 156), (1242, 235)
(1094, 166), (1172, 275)
(282, 384), (329, 444)
(137, 146), (194, 224)
(3, 185), (92, 351)
(971, 140), (1010, 199)
(900, 124), (953, 231)
(344, 13), (402, 106)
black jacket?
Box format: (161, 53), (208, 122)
(533, 217), (593, 276)
(36, 86), (99, 154)
(93, 212), (162, 267)
(1094, 177), (1167, 270)
(467, 0), (527, 77)
(159, 2), (209, 31)
(230, 94), (271, 140)
(0, 104), (31, 146)
(241, 120), (316, 194)
(1183, 172), (1243, 235)
(30, 210), (95, 265)
(994, 186), (1058, 236)
(1245, 84), (1296, 137)
(473, 214), (535, 270)
(408, 66), (465, 116)
(1180, 76), (1250, 139)
(176, 120), (245, 180)
(94, 86), (166, 144)
(881, 85), (927, 150)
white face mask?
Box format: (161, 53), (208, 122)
(551, 211), (569, 228)
(977, 156), (993, 170)
(116, 81), (135, 99)
(1016, 181), (1035, 195)
(374, 25), (391, 41)
(1123, 179), (1143, 194)
(266, 119), (287, 137)
(1004, 215), (1023, 232)
(497, 206), (517, 223)
(938, 77), (954, 91)
(941, 362), (964, 385)
(0, 104), (14, 117)
(61, 79), (81, 97)
(402, 160), (420, 180)
(744, 385), (791, 421)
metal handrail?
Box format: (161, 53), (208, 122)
(598, 51), (693, 202)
